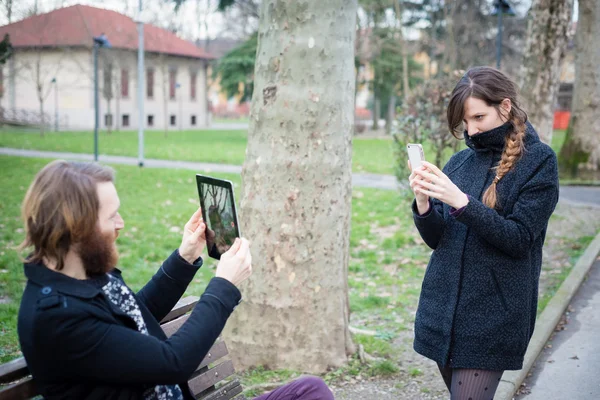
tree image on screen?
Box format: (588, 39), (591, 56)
(202, 184), (237, 255)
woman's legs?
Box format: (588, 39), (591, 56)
(437, 364), (504, 400)
(252, 376), (333, 400)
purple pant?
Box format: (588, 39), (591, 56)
(252, 376), (334, 400)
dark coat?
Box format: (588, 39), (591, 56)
(412, 122), (559, 371)
(18, 250), (241, 399)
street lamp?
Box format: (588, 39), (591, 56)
(93, 33), (111, 162)
(51, 77), (58, 132)
(492, 0), (516, 69)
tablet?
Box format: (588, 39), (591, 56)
(195, 174), (241, 260)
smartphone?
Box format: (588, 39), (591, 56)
(196, 174), (241, 260)
(406, 143), (425, 171)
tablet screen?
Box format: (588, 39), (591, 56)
(196, 175), (241, 260)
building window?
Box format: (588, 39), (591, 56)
(121, 69), (129, 98)
(169, 70), (177, 100)
(190, 72), (197, 101)
(146, 69), (154, 99)
(191, 115), (196, 126)
(170, 115), (176, 126)
(147, 115), (154, 127)
(104, 114), (113, 126)
(122, 114), (130, 127)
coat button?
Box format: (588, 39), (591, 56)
(41, 286), (52, 295)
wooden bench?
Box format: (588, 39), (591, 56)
(0, 296), (245, 400)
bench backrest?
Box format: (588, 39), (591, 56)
(0, 296), (243, 400)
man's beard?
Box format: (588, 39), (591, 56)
(78, 229), (119, 277)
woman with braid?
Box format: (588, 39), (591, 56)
(408, 67), (559, 400)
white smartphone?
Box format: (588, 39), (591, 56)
(407, 143), (425, 171)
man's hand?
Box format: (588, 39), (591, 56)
(178, 207), (207, 264)
(413, 161), (469, 210)
(216, 238), (252, 287)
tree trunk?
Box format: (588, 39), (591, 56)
(223, 0), (358, 372)
(373, 94), (380, 130)
(106, 99), (112, 135)
(519, 0), (574, 145)
(558, 0), (600, 178)
(39, 98), (45, 137)
(386, 94), (396, 135)
(393, 0), (410, 101)
(441, 0), (457, 74)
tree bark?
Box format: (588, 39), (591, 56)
(223, 0), (357, 372)
(519, 0), (574, 144)
(386, 94), (395, 135)
(373, 94), (380, 130)
(558, 0), (600, 178)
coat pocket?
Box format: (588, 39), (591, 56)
(490, 269), (509, 312)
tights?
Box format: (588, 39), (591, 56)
(437, 364), (504, 400)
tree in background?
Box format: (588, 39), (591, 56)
(224, 0), (358, 372)
(558, 0), (600, 179)
(519, 0), (574, 145)
(212, 33), (257, 103)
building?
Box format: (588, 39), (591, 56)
(0, 4), (215, 131)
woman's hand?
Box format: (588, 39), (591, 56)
(178, 207), (207, 264)
(408, 161), (430, 215)
(216, 238), (252, 287)
(412, 161), (469, 210)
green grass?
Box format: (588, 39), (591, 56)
(536, 235), (597, 314)
(0, 128), (398, 175)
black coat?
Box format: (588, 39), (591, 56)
(18, 250), (241, 399)
(412, 122), (559, 371)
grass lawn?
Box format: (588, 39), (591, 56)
(0, 128), (398, 175)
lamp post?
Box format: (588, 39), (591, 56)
(492, 0), (516, 70)
(51, 77), (58, 132)
(93, 34), (111, 162)
(137, 0), (145, 167)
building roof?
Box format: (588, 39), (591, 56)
(0, 4), (215, 59)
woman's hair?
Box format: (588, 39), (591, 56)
(19, 160), (115, 270)
(447, 66), (528, 209)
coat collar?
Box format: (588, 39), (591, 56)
(464, 121), (541, 154)
(24, 260), (123, 299)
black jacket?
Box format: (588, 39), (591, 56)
(17, 250), (241, 399)
(412, 122), (559, 371)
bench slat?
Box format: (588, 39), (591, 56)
(189, 360), (236, 396)
(0, 378), (38, 400)
(0, 359), (29, 385)
(198, 379), (243, 400)
(197, 341), (229, 370)
(161, 314), (191, 338)
(160, 296), (199, 324)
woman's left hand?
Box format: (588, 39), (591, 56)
(178, 207), (207, 264)
(413, 161), (469, 210)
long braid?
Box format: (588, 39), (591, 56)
(482, 117), (526, 209)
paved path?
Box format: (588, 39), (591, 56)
(1, 148), (598, 206)
(517, 256), (600, 400)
